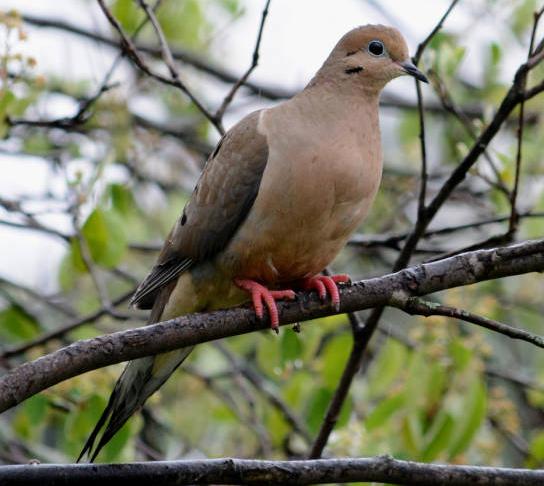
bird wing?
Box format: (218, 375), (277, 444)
(130, 109), (269, 309)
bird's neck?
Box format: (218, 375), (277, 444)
(292, 82), (381, 129)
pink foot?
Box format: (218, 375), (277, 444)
(234, 278), (296, 332)
(301, 274), (350, 311)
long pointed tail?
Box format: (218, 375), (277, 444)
(78, 346), (194, 462)
(79, 279), (191, 462)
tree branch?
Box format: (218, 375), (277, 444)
(1, 238), (544, 413)
(1, 456), (543, 485)
(394, 296), (544, 349)
(214, 0), (271, 124)
(96, 0), (221, 133)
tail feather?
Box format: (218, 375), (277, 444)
(78, 280), (192, 463)
(78, 348), (194, 462)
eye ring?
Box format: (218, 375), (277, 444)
(368, 40), (385, 57)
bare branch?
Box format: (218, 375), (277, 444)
(346, 211), (544, 251)
(214, 0), (271, 123)
(1, 456), (543, 485)
(96, 0), (221, 133)
(394, 296), (544, 349)
(412, 0), (460, 64)
(509, 8), (544, 231)
(0, 289), (135, 360)
(8, 1), (163, 130)
(215, 342), (312, 444)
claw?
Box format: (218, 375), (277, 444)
(301, 274), (350, 311)
(234, 278), (296, 331)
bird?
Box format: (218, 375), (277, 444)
(79, 24), (427, 462)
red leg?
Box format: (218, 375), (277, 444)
(234, 278), (296, 332)
(301, 274), (350, 311)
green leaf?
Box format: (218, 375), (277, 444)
(365, 393), (405, 431)
(281, 330), (302, 365)
(65, 394), (106, 445)
(265, 406), (290, 446)
(0, 89), (16, 117)
(0, 305), (40, 342)
(217, 0), (241, 15)
(490, 42), (502, 66)
(256, 333), (282, 378)
(512, 0), (537, 37)
(156, 0), (208, 48)
(101, 420), (132, 462)
(321, 333), (352, 389)
(109, 183), (136, 216)
(23, 394), (49, 427)
(449, 339), (473, 371)
(425, 362), (447, 409)
(80, 208), (127, 267)
(401, 412), (423, 456)
(282, 371), (312, 408)
(404, 352), (430, 411)
(421, 411), (455, 461)
(13, 394), (48, 441)
(111, 0), (143, 32)
(305, 387), (351, 434)
(448, 377), (487, 458)
(529, 431), (544, 460)
(23, 132), (52, 155)
(366, 339), (407, 398)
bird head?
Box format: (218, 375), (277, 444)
(312, 24), (428, 93)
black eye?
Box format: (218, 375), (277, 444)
(368, 40), (385, 56)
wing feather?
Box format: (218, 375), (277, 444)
(130, 109), (268, 309)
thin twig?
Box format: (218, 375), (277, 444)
(414, 73), (427, 220)
(509, 7), (544, 231)
(10, 1), (163, 130)
(0, 289), (135, 360)
(184, 365), (272, 456)
(412, 0), (461, 64)
(215, 342), (312, 444)
(97, 0), (221, 133)
(394, 296), (544, 349)
(214, 0), (271, 124)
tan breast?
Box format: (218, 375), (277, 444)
(219, 89), (383, 284)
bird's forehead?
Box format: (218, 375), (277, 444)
(338, 25), (409, 61)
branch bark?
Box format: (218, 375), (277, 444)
(1, 239), (544, 414)
(1, 456), (543, 485)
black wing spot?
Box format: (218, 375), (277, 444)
(181, 213), (187, 225)
(345, 66), (364, 74)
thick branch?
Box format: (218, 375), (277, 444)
(1, 239), (544, 413)
(1, 456), (543, 485)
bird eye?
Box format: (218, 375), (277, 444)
(368, 40), (385, 57)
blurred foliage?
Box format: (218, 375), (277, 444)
(1, 0), (544, 478)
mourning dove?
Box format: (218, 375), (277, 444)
(79, 24), (427, 461)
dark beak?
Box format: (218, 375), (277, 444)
(400, 61), (429, 83)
